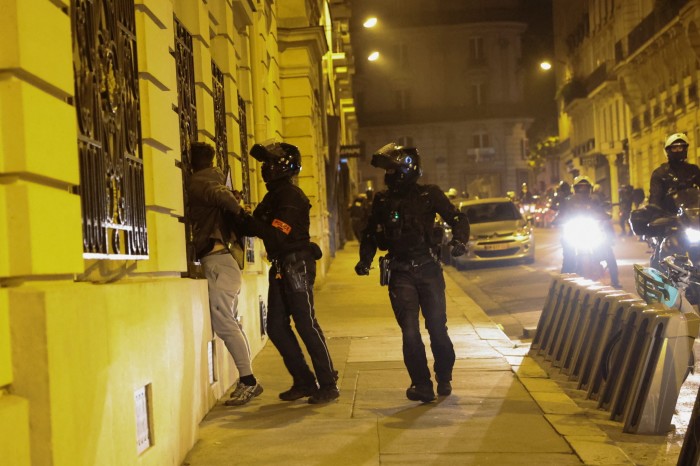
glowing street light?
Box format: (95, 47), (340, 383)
(540, 60), (553, 71)
(363, 17), (377, 28)
(368, 51), (380, 61)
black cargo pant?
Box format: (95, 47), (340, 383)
(267, 252), (337, 388)
(387, 259), (455, 386)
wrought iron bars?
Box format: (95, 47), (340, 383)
(212, 62), (230, 179)
(238, 93), (251, 204)
(174, 17), (199, 276)
(72, 0), (148, 259)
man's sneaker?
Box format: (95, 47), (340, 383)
(279, 384), (316, 401)
(406, 384), (436, 402)
(225, 382), (263, 406)
(437, 380), (452, 396)
(308, 386), (340, 404)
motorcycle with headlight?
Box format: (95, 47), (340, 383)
(561, 214), (611, 281)
(649, 188), (700, 263)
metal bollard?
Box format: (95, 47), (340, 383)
(585, 296), (644, 402)
(608, 306), (661, 422)
(530, 277), (565, 352)
(623, 310), (700, 434)
(561, 287), (621, 377)
(532, 276), (582, 357)
(596, 302), (648, 412)
(575, 291), (630, 391)
(552, 283), (612, 370)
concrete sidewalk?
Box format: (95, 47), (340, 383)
(183, 243), (668, 466)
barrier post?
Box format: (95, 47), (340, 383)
(623, 311), (700, 434)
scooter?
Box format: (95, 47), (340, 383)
(561, 214), (612, 283)
(645, 188), (700, 304)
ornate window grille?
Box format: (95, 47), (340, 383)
(173, 17), (199, 276)
(238, 94), (251, 204)
(238, 94), (255, 264)
(72, 0), (148, 259)
(212, 62), (230, 179)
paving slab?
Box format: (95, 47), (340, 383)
(183, 243), (681, 466)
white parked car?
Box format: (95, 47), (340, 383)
(452, 197), (535, 269)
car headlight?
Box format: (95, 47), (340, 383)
(514, 226), (531, 239)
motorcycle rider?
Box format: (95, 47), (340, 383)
(557, 176), (621, 288)
(649, 132), (700, 214)
(354, 142), (470, 402)
(518, 182), (534, 204)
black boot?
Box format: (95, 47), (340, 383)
(406, 383), (436, 402)
(279, 383), (317, 401)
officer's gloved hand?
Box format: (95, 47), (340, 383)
(449, 239), (468, 257)
(355, 260), (371, 276)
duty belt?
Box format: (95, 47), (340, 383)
(388, 255), (438, 271)
(271, 249), (313, 279)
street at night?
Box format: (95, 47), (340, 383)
(446, 225), (700, 464)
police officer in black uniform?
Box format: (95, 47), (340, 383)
(354, 142), (470, 402)
(649, 132), (700, 213)
(243, 142), (339, 404)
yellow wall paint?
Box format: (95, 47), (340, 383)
(9, 279), (217, 466)
(136, 10), (177, 91)
(142, 146), (185, 215)
(0, 289), (11, 386)
(3, 182), (83, 277)
(0, 0), (73, 96)
(1, 1), (356, 465)
(139, 80), (180, 152)
(0, 394), (31, 466)
(0, 78), (79, 184)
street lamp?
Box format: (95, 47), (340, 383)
(367, 51), (380, 62)
(363, 17), (377, 28)
(540, 60), (553, 71)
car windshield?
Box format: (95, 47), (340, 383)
(461, 202), (522, 224)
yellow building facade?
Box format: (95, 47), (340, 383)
(0, 0), (357, 464)
(552, 0), (700, 209)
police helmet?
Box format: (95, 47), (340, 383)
(557, 180), (571, 196)
(371, 142), (422, 187)
(664, 132), (690, 162)
(572, 175), (593, 195)
(250, 142), (301, 182)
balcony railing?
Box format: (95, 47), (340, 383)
(585, 63), (610, 93)
(628, 0), (689, 56)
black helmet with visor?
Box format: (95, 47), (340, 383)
(371, 142), (422, 188)
(250, 142), (301, 183)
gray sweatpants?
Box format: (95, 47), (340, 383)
(201, 252), (253, 377)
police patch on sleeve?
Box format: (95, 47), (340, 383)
(272, 218), (292, 234)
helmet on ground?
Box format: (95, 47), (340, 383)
(371, 142), (422, 187)
(572, 175), (593, 195)
(664, 132), (690, 162)
(250, 142), (301, 182)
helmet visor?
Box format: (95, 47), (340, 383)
(371, 143), (404, 170)
(250, 143), (287, 163)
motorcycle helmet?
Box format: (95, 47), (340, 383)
(572, 175), (593, 196)
(249, 142), (301, 182)
(556, 180), (571, 197)
(664, 132), (690, 163)
(371, 142), (422, 188)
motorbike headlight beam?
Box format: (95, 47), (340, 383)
(685, 227), (700, 243)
